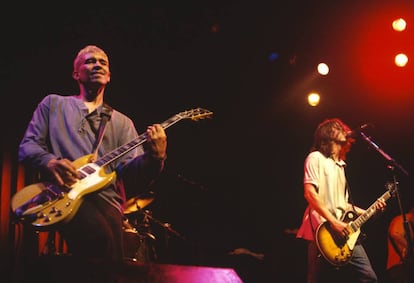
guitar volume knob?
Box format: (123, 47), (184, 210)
(37, 212), (46, 219)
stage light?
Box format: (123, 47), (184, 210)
(307, 92), (320, 106)
(392, 18), (406, 32)
(268, 52), (279, 61)
(395, 53), (408, 67)
(317, 63), (329, 75)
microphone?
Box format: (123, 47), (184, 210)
(346, 123), (372, 139)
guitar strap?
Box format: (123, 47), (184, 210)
(91, 103), (113, 161)
(344, 170), (358, 213)
(344, 171), (369, 243)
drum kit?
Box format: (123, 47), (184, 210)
(122, 191), (184, 263)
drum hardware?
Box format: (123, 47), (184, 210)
(123, 192), (157, 241)
(123, 192), (155, 215)
(122, 218), (138, 234)
(123, 193), (157, 262)
(122, 192), (186, 263)
(140, 210), (186, 241)
(123, 214), (155, 261)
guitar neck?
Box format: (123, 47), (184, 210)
(95, 115), (183, 167)
(350, 190), (392, 231)
(92, 107), (213, 168)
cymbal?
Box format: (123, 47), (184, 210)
(124, 195), (154, 214)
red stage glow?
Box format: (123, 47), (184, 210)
(350, 2), (414, 101)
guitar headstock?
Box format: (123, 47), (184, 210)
(178, 108), (213, 121)
(385, 181), (398, 196)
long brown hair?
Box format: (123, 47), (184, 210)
(310, 118), (355, 160)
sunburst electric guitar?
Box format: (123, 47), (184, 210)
(315, 182), (396, 266)
(11, 108), (213, 230)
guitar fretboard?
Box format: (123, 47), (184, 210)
(350, 185), (394, 231)
(92, 108), (212, 168)
(95, 115), (182, 167)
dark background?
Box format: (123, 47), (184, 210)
(3, 1), (414, 281)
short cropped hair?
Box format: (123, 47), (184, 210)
(73, 45), (108, 72)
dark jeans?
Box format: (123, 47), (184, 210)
(306, 240), (377, 283)
(59, 194), (125, 262)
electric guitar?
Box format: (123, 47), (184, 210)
(11, 108), (213, 230)
(315, 182), (396, 266)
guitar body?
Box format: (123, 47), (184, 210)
(11, 154), (115, 229)
(314, 183), (396, 267)
(315, 210), (361, 266)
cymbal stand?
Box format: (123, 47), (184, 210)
(140, 210), (187, 263)
(141, 210), (186, 241)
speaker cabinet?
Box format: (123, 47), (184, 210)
(20, 256), (243, 283)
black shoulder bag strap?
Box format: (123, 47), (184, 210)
(91, 103), (113, 161)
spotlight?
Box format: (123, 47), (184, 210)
(308, 92), (320, 106)
(392, 18), (406, 32)
(395, 53), (408, 67)
(317, 63), (329, 75)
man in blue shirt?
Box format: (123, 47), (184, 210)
(18, 45), (167, 267)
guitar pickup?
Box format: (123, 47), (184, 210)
(80, 165), (96, 175)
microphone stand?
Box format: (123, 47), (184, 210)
(359, 131), (413, 261)
(360, 132), (408, 176)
